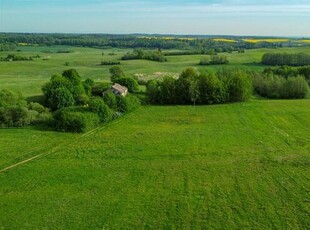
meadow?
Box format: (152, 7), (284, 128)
(1, 45), (310, 97)
(0, 45), (310, 229)
(0, 100), (309, 229)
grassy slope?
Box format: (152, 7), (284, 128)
(1, 46), (310, 97)
(0, 100), (309, 229)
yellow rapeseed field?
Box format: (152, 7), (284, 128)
(213, 38), (236, 43)
(243, 39), (289, 43)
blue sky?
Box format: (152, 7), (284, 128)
(1, 0), (310, 36)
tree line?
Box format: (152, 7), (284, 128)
(199, 55), (229, 65)
(263, 66), (310, 83)
(1, 33), (304, 51)
(146, 68), (252, 105)
(262, 53), (310, 66)
(122, 49), (166, 62)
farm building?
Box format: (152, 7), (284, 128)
(104, 83), (128, 97)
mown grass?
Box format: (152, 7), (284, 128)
(0, 100), (309, 229)
(1, 46), (310, 97)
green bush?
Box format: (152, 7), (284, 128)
(89, 98), (114, 122)
(199, 55), (229, 65)
(83, 78), (95, 96)
(28, 102), (49, 113)
(0, 89), (26, 107)
(53, 107), (100, 133)
(0, 89), (35, 127)
(253, 74), (309, 99)
(116, 95), (141, 113)
(103, 92), (117, 110)
(27, 102), (52, 126)
(0, 106), (31, 127)
(280, 76), (309, 99)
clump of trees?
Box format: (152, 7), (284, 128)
(40, 69), (141, 132)
(42, 69), (90, 111)
(263, 66), (310, 84)
(122, 49), (167, 62)
(0, 89), (51, 127)
(101, 61), (121, 65)
(199, 55), (229, 65)
(253, 73), (309, 99)
(262, 53), (310, 66)
(146, 68), (252, 105)
(0, 43), (16, 51)
(0, 54), (33, 62)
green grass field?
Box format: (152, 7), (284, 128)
(1, 45), (310, 97)
(0, 100), (309, 229)
(1, 45), (310, 229)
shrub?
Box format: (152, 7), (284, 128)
(199, 57), (210, 65)
(53, 107), (100, 133)
(76, 94), (89, 106)
(199, 55), (229, 65)
(122, 49), (166, 62)
(0, 106), (31, 127)
(103, 92), (117, 110)
(28, 102), (49, 113)
(116, 95), (141, 113)
(89, 98), (114, 122)
(280, 76), (309, 99)
(0, 89), (26, 107)
(253, 74), (309, 99)
(101, 61), (121, 65)
(83, 78), (95, 96)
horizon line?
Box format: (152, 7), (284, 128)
(0, 31), (309, 39)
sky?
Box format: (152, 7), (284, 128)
(0, 0), (310, 36)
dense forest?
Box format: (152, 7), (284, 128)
(0, 33), (307, 51)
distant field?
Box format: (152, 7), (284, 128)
(213, 38), (236, 43)
(1, 45), (310, 97)
(243, 39), (290, 43)
(0, 100), (309, 229)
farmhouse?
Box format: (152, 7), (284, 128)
(104, 83), (128, 97)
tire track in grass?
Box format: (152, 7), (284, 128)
(0, 107), (143, 174)
(0, 126), (101, 173)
